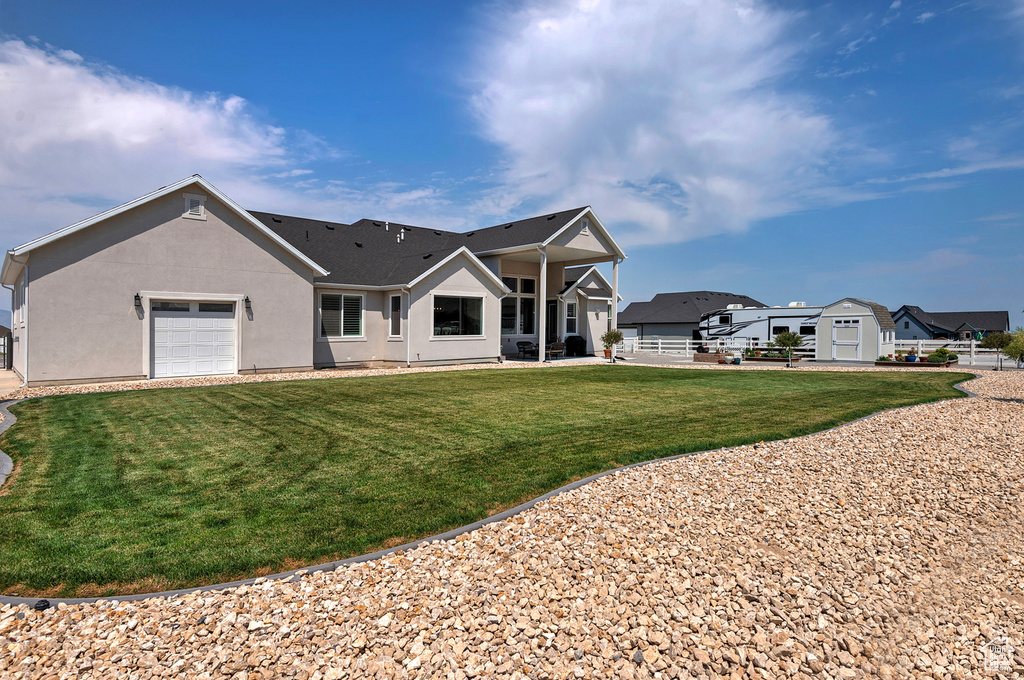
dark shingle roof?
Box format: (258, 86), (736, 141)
(618, 291), (767, 326)
(896, 306), (1008, 333)
(451, 207), (588, 253)
(249, 207), (592, 287)
(578, 285), (612, 298)
(249, 212), (463, 286)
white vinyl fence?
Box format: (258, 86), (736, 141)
(618, 336), (1010, 366)
(618, 337), (816, 358)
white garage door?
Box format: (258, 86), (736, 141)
(152, 301), (236, 378)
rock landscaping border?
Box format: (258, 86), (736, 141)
(0, 369), (979, 609)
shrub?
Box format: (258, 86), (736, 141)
(980, 331), (1012, 350)
(877, 355), (891, 362)
(1003, 327), (1024, 363)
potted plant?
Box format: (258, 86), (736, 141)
(601, 329), (624, 363)
(906, 347), (918, 363)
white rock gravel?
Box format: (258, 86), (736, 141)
(3, 369), (1023, 679)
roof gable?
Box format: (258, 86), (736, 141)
(5, 176), (328, 280)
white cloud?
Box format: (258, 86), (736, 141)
(889, 1), (902, 9)
(0, 39), (299, 237)
(915, 12), (937, 23)
(0, 39), (477, 244)
(470, 0), (861, 246)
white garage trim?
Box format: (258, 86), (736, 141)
(140, 291), (245, 379)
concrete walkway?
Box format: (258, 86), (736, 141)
(0, 370), (21, 400)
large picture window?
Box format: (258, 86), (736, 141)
(321, 294), (363, 338)
(434, 296), (483, 336)
(500, 276), (536, 335)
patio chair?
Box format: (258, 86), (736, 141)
(516, 341), (538, 359)
(546, 341), (566, 360)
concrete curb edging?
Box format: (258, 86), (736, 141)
(0, 370), (981, 608)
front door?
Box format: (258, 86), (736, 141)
(546, 300), (558, 342)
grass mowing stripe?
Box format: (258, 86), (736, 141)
(0, 366), (968, 597)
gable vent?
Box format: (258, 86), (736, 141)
(271, 216), (282, 223)
(188, 198), (203, 216)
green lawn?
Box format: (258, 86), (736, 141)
(0, 366), (970, 596)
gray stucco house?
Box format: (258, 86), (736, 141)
(890, 305), (1009, 340)
(2, 175), (626, 386)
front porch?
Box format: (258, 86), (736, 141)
(478, 208), (626, 362)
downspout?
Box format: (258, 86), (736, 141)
(5, 254), (29, 386)
(403, 286), (411, 368)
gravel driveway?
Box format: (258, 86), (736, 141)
(2, 370), (1022, 679)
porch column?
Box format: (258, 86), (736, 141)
(538, 248), (548, 361)
(611, 258), (620, 330)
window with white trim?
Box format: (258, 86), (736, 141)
(565, 302), (578, 334)
(183, 193), (207, 220)
(389, 295), (402, 337)
(500, 276), (536, 335)
(320, 294), (363, 338)
(434, 296), (483, 336)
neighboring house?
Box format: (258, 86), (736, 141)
(890, 305), (1010, 340)
(618, 291), (766, 341)
(1, 175), (626, 386)
(816, 298), (896, 361)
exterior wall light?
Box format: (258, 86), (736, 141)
(244, 296), (252, 311)
(134, 293), (142, 308)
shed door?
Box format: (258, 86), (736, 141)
(152, 301), (236, 378)
(832, 319), (860, 361)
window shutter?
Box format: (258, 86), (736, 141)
(321, 295), (341, 337)
(342, 295), (362, 336)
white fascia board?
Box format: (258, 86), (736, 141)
(0, 251), (24, 287)
(470, 244), (542, 258)
(541, 207), (628, 260)
(10, 175), (330, 277)
(559, 266), (622, 302)
(407, 246), (510, 293)
(315, 283), (404, 291)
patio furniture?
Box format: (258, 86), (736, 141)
(546, 341), (566, 360)
(516, 341), (538, 359)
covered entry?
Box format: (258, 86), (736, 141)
(151, 301), (236, 378)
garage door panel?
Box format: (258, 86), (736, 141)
(152, 301), (235, 378)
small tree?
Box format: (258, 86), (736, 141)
(601, 329), (624, 363)
(1003, 327), (1024, 365)
(773, 331), (804, 365)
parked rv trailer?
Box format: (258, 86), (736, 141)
(698, 303), (825, 344)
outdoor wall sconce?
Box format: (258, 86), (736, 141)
(134, 293), (142, 309)
(244, 296), (252, 311)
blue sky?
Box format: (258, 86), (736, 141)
(1, 0), (1022, 328)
